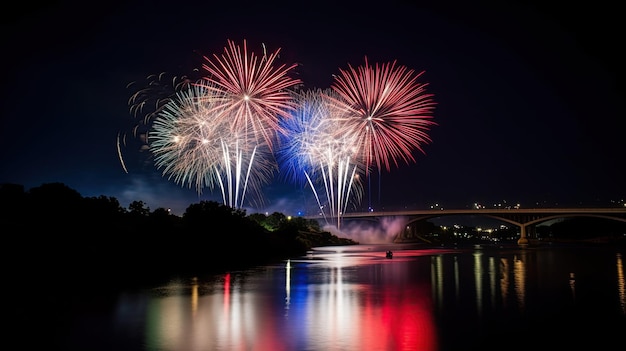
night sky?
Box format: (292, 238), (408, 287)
(2, 0), (624, 217)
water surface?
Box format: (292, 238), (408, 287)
(44, 244), (626, 350)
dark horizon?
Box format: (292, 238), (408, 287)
(2, 180), (624, 214)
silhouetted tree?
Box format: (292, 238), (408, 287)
(3, 182), (366, 288)
(0, 183), (26, 226)
(247, 212), (271, 231)
(148, 207), (183, 235)
(28, 182), (83, 216)
(266, 211), (287, 230)
(25, 182), (86, 246)
(128, 200), (150, 217)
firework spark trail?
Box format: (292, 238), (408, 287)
(217, 138), (261, 209)
(277, 89), (363, 229)
(116, 132), (128, 174)
(119, 72), (199, 173)
(317, 149), (360, 229)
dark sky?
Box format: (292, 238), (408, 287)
(2, 0), (624, 216)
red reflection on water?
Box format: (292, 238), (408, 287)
(361, 278), (437, 350)
(252, 301), (287, 351)
(223, 272), (230, 314)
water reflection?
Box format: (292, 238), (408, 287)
(285, 247), (438, 350)
(513, 253), (526, 311)
(285, 259), (291, 315)
(618, 253), (625, 314)
(92, 245), (626, 351)
(131, 246), (439, 350)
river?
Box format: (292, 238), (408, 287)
(19, 243), (626, 350)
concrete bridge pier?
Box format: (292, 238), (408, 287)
(517, 224), (529, 246)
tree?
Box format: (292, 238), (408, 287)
(266, 212), (287, 230)
(128, 200), (150, 217)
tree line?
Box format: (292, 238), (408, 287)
(1, 182), (357, 289)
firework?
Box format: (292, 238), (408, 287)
(277, 88), (364, 228)
(330, 56), (437, 173)
(149, 81), (276, 208)
(201, 39), (302, 150)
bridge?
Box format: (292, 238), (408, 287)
(308, 207), (626, 245)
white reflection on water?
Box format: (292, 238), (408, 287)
(191, 277), (198, 316)
(500, 257), (510, 308)
(285, 259), (291, 316)
(431, 255), (444, 311)
(569, 272), (576, 301)
(473, 252), (483, 317)
(513, 253), (526, 311)
(489, 256), (497, 310)
(618, 253), (625, 314)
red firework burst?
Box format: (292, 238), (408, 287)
(201, 39), (302, 149)
(330, 56), (437, 173)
